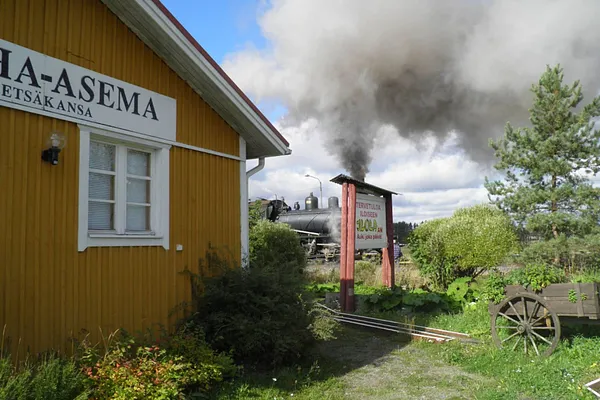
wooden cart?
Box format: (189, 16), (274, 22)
(488, 283), (600, 356)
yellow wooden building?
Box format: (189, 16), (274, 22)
(0, 0), (290, 355)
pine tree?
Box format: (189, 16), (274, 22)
(485, 65), (600, 240)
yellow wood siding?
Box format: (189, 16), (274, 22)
(0, 0), (241, 355)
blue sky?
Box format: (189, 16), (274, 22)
(161, 0), (266, 63)
(161, 0), (287, 121)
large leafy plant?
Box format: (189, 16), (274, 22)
(446, 277), (481, 304)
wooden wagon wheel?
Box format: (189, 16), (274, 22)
(491, 292), (561, 357)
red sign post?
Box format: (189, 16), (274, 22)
(331, 175), (398, 312)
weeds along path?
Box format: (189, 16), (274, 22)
(320, 327), (496, 400)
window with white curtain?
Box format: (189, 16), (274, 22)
(88, 141), (153, 233)
(78, 125), (170, 251)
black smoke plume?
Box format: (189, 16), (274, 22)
(223, 0), (600, 178)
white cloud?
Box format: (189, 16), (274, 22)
(393, 188), (490, 222)
(249, 122), (492, 222)
(235, 0), (600, 223)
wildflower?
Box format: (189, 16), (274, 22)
(273, 378), (277, 382)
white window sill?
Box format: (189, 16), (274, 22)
(89, 233), (162, 239)
(78, 233), (169, 251)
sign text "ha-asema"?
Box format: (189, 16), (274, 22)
(0, 39), (176, 141)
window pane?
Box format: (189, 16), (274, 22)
(127, 205), (150, 231)
(127, 178), (150, 204)
(127, 149), (150, 176)
(90, 141), (115, 171)
(89, 201), (113, 230)
(89, 173), (114, 200)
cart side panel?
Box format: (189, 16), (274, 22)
(538, 283), (599, 319)
(500, 283), (599, 319)
(493, 287), (555, 320)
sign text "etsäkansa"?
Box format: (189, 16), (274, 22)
(0, 39), (176, 141)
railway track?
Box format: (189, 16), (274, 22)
(317, 303), (479, 344)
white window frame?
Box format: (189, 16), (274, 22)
(78, 124), (170, 251)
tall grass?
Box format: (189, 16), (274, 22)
(0, 326), (89, 400)
(0, 353), (89, 400)
(305, 258), (429, 290)
(415, 301), (600, 399)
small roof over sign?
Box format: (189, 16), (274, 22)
(330, 174), (398, 197)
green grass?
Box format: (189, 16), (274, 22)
(417, 334), (600, 400)
(210, 310), (600, 399)
(569, 269), (600, 283)
(214, 368), (346, 400)
(210, 329), (353, 400)
(415, 302), (600, 400)
(218, 260), (600, 400)
(339, 299), (600, 399)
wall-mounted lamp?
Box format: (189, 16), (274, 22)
(41, 132), (66, 166)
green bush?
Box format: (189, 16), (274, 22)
(408, 205), (519, 289)
(248, 200), (263, 231)
(162, 322), (237, 382)
(480, 264), (567, 304)
(480, 270), (508, 304)
(0, 353), (88, 400)
(517, 236), (568, 266)
(305, 283), (340, 296)
(80, 329), (232, 399)
(570, 269), (600, 283)
(249, 219), (307, 273)
(359, 286), (455, 314)
(506, 263), (565, 291)
(444, 205), (519, 273)
(186, 240), (315, 368)
(407, 218), (452, 288)
(307, 306), (341, 341)
(518, 233), (600, 272)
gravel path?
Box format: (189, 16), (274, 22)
(319, 328), (497, 400)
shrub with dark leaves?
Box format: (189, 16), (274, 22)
(186, 222), (315, 368)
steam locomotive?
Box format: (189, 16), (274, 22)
(254, 192), (384, 261)
(253, 192), (342, 260)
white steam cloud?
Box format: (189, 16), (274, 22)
(224, 0), (600, 179)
